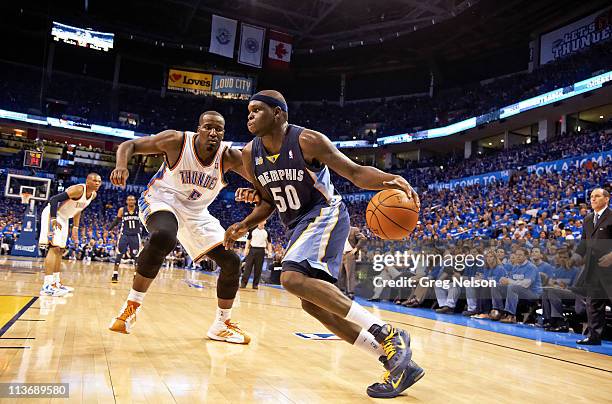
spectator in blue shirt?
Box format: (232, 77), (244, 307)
(541, 248), (583, 332)
(491, 247), (542, 323)
(472, 249), (508, 319)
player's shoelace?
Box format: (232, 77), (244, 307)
(380, 370), (391, 384)
(118, 304), (136, 321)
(382, 328), (398, 360)
(225, 321), (245, 334)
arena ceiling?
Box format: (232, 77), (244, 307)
(7, 0), (612, 74)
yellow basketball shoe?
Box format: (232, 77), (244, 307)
(109, 301), (140, 334)
(207, 320), (251, 344)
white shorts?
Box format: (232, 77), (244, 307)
(139, 197), (224, 262)
(39, 205), (70, 249)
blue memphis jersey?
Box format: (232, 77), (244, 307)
(252, 124), (338, 229)
(120, 206), (141, 236)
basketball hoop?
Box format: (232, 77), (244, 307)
(20, 192), (32, 205)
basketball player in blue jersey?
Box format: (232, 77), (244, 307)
(108, 111), (250, 344)
(224, 90), (424, 398)
(108, 195), (143, 283)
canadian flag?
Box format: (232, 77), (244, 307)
(267, 30), (292, 69)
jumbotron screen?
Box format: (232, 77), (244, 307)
(51, 21), (114, 52)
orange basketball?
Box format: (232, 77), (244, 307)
(366, 189), (419, 240)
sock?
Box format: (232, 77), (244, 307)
(113, 270), (119, 275)
(345, 301), (385, 331)
(127, 289), (146, 305)
(215, 307), (232, 324)
(44, 275), (54, 287)
(354, 328), (385, 359)
(53, 272), (60, 284)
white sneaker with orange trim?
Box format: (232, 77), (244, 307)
(207, 320), (251, 344)
(109, 301), (140, 334)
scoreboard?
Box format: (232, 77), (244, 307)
(23, 150), (43, 168)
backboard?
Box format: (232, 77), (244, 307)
(4, 173), (52, 202)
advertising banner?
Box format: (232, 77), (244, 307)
(167, 68), (212, 94)
(540, 7), (612, 65)
(428, 170), (511, 191)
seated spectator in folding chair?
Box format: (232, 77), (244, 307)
(530, 247), (555, 277)
(368, 264), (402, 302)
(541, 248), (580, 332)
(402, 263), (443, 308)
(435, 246), (478, 315)
(472, 249), (508, 319)
(434, 268), (461, 314)
(460, 247), (483, 316)
(490, 247), (542, 323)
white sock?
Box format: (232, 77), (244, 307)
(44, 275), (54, 287)
(354, 328), (386, 359)
(127, 289), (146, 304)
(113, 270), (119, 275)
(216, 307), (232, 324)
(53, 272), (60, 284)
(345, 301), (385, 331)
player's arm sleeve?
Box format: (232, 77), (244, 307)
(49, 192), (70, 218)
(109, 208), (123, 231)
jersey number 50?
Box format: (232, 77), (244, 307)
(270, 185), (301, 212)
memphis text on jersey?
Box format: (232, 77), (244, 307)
(179, 170), (218, 190)
(257, 168), (304, 187)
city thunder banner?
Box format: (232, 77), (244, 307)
(428, 170), (511, 191)
(209, 15), (238, 58)
(540, 6), (612, 65)
(238, 23), (265, 68)
(212, 75), (253, 95)
(527, 149), (612, 175)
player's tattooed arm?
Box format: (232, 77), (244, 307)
(299, 129), (420, 208)
(223, 145), (261, 204)
(110, 130), (182, 187)
(223, 142), (275, 249)
(223, 147), (251, 180)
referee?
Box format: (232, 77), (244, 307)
(240, 221), (272, 289)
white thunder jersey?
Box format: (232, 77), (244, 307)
(140, 132), (229, 217)
(56, 184), (95, 219)
(139, 132), (230, 260)
(40, 184), (95, 248)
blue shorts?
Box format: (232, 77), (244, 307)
(282, 200), (350, 283)
(118, 234), (140, 256)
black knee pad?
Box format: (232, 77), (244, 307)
(136, 229), (177, 278)
(208, 246), (241, 299)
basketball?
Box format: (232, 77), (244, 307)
(366, 189), (419, 240)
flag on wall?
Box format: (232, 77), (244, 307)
(209, 15), (237, 58)
(238, 23), (265, 68)
(267, 30), (293, 69)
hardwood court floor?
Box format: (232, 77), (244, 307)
(0, 257), (611, 403)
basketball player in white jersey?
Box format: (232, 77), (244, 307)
(108, 111), (250, 344)
(39, 173), (102, 296)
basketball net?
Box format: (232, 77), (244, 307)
(20, 192), (32, 204)
(20, 192), (35, 212)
